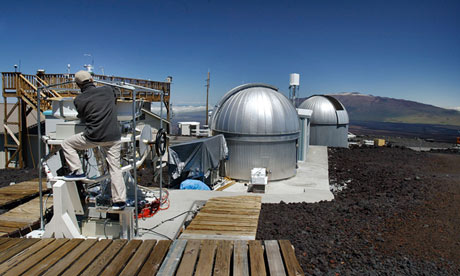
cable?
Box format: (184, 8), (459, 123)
(138, 228), (172, 240)
(103, 218), (109, 239)
(148, 210), (196, 231)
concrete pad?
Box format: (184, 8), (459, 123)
(137, 145), (334, 240)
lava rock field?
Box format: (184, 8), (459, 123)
(257, 147), (460, 275)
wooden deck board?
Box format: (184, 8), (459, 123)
(0, 238), (55, 275)
(138, 240), (172, 276)
(119, 239), (157, 276)
(0, 238), (39, 264)
(61, 239), (112, 276)
(233, 240), (249, 276)
(25, 238), (83, 275)
(100, 239), (142, 276)
(0, 238), (304, 275)
(195, 239), (217, 276)
(0, 180), (48, 209)
(42, 239), (97, 276)
(181, 195), (261, 240)
(265, 240), (287, 276)
(279, 240), (305, 276)
(157, 239), (187, 275)
(176, 239), (201, 276)
(4, 238), (69, 276)
(249, 240), (267, 276)
(0, 197), (53, 237)
(213, 240), (233, 276)
(80, 239), (127, 276)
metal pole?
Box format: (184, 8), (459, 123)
(37, 87), (44, 230)
(132, 89), (138, 236)
(159, 90), (164, 206)
(205, 71), (210, 125)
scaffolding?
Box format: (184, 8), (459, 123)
(1, 71), (171, 169)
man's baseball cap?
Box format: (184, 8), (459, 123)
(75, 70), (93, 84)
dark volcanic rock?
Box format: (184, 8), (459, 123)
(257, 147), (460, 275)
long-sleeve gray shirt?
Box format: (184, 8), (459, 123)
(74, 83), (121, 142)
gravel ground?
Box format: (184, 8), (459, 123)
(257, 147), (460, 275)
(0, 168), (39, 188)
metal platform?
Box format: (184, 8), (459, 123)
(0, 238), (304, 275)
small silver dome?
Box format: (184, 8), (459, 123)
(211, 83), (300, 136)
(299, 95), (349, 125)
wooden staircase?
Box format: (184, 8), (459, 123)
(1, 71), (171, 169)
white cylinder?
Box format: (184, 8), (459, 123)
(290, 73), (300, 86)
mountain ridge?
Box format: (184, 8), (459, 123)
(298, 92), (460, 126)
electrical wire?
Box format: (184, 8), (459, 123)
(138, 228), (172, 240)
(148, 210), (196, 231)
(103, 218), (109, 239)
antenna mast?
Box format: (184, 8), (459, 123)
(205, 71), (210, 125)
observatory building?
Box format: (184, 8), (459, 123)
(299, 95), (349, 148)
(211, 84), (300, 181)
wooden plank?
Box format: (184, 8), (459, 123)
(233, 240), (249, 276)
(42, 239), (97, 276)
(61, 239), (112, 276)
(194, 212), (259, 220)
(0, 238), (55, 274)
(119, 240), (157, 276)
(278, 240), (304, 276)
(0, 238), (10, 246)
(4, 238), (69, 276)
(215, 181), (236, 191)
(180, 234), (255, 241)
(138, 240), (172, 276)
(199, 208), (260, 216)
(157, 239), (187, 275)
(0, 220), (32, 228)
(0, 238), (39, 264)
(80, 239), (127, 276)
(213, 240), (233, 276)
(191, 214), (259, 222)
(249, 240), (266, 276)
(264, 240), (286, 276)
(181, 229), (256, 236)
(186, 224), (257, 232)
(0, 238), (22, 251)
(189, 220), (258, 227)
(194, 240), (217, 276)
(176, 239), (201, 276)
(100, 239), (142, 276)
(25, 238), (83, 275)
(203, 202), (261, 209)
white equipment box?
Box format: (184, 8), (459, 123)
(251, 168), (268, 185)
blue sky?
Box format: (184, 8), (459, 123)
(1, 0), (459, 108)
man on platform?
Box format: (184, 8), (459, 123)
(61, 70), (126, 210)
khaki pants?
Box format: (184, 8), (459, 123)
(61, 133), (126, 203)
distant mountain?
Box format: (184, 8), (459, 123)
(298, 92), (460, 126)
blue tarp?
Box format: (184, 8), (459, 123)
(180, 179), (211, 190)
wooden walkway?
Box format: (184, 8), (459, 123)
(180, 195), (262, 240)
(0, 180), (48, 208)
(0, 197), (53, 237)
(0, 238), (304, 275)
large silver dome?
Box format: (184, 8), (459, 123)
(299, 95), (349, 125)
(211, 83), (300, 181)
(211, 83), (300, 137)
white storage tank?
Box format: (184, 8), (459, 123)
(211, 83), (300, 181)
